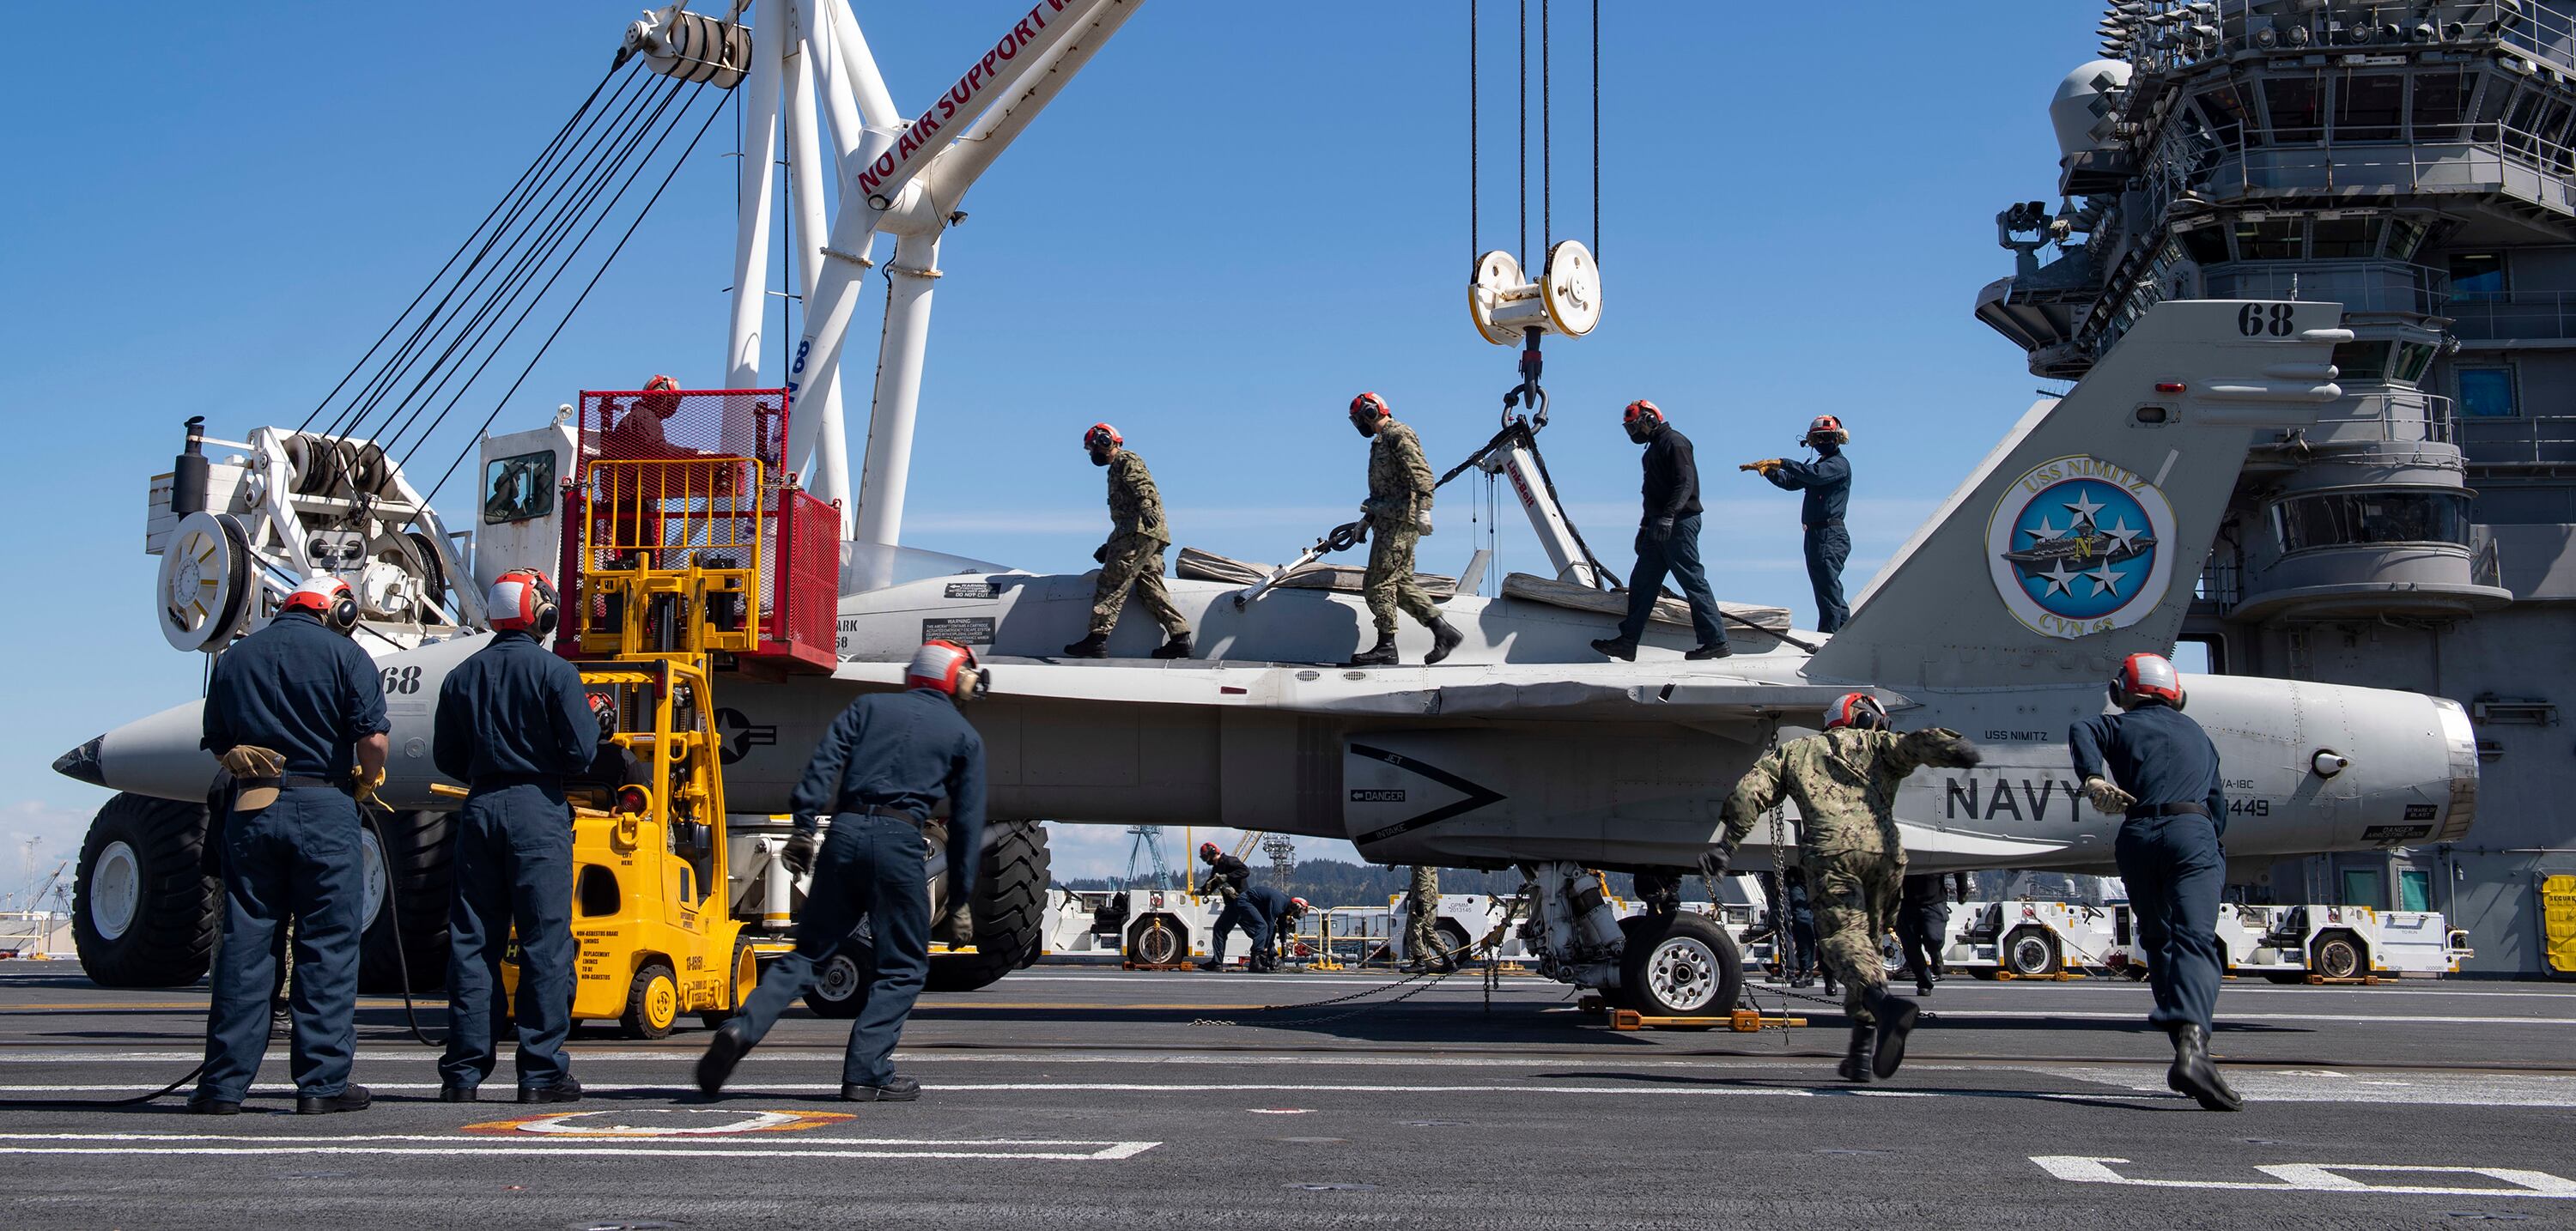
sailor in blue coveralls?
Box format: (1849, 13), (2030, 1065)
(191, 576), (388, 1115)
(2070, 652), (2245, 1113)
(1746, 414), (1854, 633)
(434, 568), (594, 1104)
(697, 640), (990, 1103)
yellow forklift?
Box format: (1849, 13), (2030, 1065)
(495, 423), (834, 1039)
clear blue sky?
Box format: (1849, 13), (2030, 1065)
(0, 1), (2087, 887)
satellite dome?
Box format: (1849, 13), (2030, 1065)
(2050, 59), (2134, 161)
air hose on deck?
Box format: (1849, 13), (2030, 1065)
(0, 804), (446, 1110)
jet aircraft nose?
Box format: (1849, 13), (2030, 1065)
(53, 736), (105, 785)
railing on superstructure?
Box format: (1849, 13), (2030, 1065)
(2122, 2), (2576, 81)
(563, 387), (840, 671)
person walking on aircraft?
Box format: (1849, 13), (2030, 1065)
(190, 576), (388, 1116)
(1346, 392), (1464, 667)
(1706, 693), (1982, 1082)
(2071, 652), (2245, 1113)
(434, 569), (594, 1106)
(1742, 415), (1853, 633)
(1594, 400), (1730, 661)
(698, 640), (989, 1103)
(1063, 423), (1192, 660)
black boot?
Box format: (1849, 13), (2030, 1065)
(1152, 633), (1193, 659)
(1869, 989), (1919, 1079)
(1685, 642), (1734, 660)
(1062, 632), (1110, 658)
(1346, 633), (1398, 667)
(2166, 1024), (2245, 1112)
(1425, 618), (1466, 665)
(1837, 1024), (1874, 1083)
(1589, 636), (1637, 662)
(697, 1021), (752, 1095)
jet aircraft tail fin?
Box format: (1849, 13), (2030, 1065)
(1808, 300), (2347, 688)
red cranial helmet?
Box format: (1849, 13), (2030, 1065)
(1823, 692), (1888, 731)
(1623, 399), (1665, 428)
(1084, 422), (1122, 452)
(905, 640), (988, 700)
(284, 575), (359, 634)
(1349, 391), (1391, 421)
(1805, 414), (1850, 446)
(640, 374), (683, 417)
(487, 568), (559, 636)
(2112, 652), (2186, 710)
(1200, 841), (1221, 861)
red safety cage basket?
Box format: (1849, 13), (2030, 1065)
(559, 386), (838, 673)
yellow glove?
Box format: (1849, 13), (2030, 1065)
(1740, 459), (1783, 475)
(351, 766), (388, 810)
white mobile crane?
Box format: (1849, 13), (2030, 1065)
(74, 0), (1624, 998)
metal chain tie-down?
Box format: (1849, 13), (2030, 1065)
(1190, 888), (1530, 1029)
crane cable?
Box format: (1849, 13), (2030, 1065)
(295, 60), (626, 435)
(313, 64), (657, 445)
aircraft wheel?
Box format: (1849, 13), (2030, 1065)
(1618, 912), (1742, 1025)
(2002, 926), (2060, 978)
(74, 794), (217, 988)
(924, 821), (1053, 992)
(359, 810), (452, 992)
(622, 961), (680, 1040)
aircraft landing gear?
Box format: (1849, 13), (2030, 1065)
(1518, 861), (1745, 1023)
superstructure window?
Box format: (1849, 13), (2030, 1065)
(2394, 343), (2436, 385)
(2330, 340), (2393, 380)
(2272, 491), (2472, 552)
(2413, 71), (2471, 141)
(2335, 74), (2405, 142)
(2458, 367), (2518, 416)
(2237, 217), (2305, 260)
(2384, 216), (2431, 260)
(2265, 76), (2324, 140)
(2312, 216), (2379, 258)
(2176, 223), (2229, 265)
(2449, 252), (2505, 300)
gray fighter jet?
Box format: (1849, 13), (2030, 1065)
(60, 300), (2477, 1016)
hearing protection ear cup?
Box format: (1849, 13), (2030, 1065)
(530, 575), (560, 637)
(328, 594), (360, 634)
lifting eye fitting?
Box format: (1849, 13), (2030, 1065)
(1503, 327), (1549, 430)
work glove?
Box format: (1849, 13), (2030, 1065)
(1093, 543), (1108, 564)
(781, 829), (823, 876)
(1649, 517), (1674, 543)
(1740, 458), (1783, 475)
(350, 766), (388, 811)
(1923, 729), (1984, 767)
(2081, 776), (2136, 816)
(216, 746), (286, 780)
(1697, 842), (1735, 883)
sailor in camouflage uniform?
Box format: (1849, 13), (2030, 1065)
(1707, 693), (1982, 1082)
(1402, 865), (1450, 972)
(1064, 423), (1192, 660)
(1345, 392), (1463, 667)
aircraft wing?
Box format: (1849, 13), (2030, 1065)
(830, 658), (1893, 722)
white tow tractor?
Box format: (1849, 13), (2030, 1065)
(1941, 898), (2470, 981)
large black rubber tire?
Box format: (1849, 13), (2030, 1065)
(924, 821), (1053, 993)
(1618, 912), (1743, 1023)
(359, 810), (453, 993)
(798, 821), (1056, 1010)
(2312, 931), (2367, 981)
(73, 794), (219, 988)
